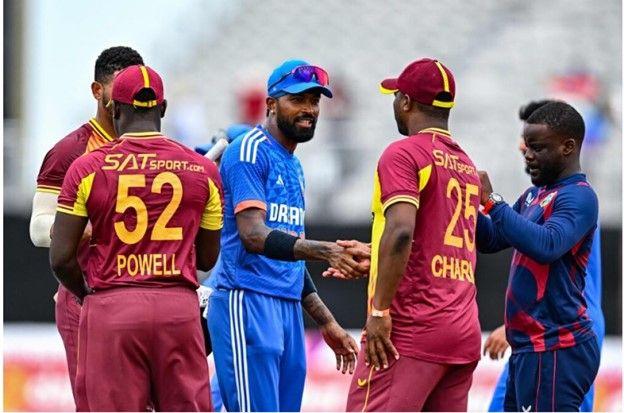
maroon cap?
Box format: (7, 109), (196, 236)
(112, 65), (164, 108)
(380, 58), (455, 108)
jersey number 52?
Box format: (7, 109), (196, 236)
(114, 172), (183, 244)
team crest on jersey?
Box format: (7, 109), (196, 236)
(525, 192), (535, 206)
(539, 192), (557, 208)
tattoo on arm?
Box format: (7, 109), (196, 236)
(302, 292), (335, 327)
(294, 239), (333, 261)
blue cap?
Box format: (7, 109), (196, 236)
(194, 123), (253, 155)
(267, 59), (332, 98)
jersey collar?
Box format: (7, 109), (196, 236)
(89, 118), (114, 142)
(121, 131), (164, 139)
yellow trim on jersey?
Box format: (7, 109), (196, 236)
(368, 171), (384, 312)
(57, 172), (95, 217)
(419, 127), (451, 137)
(382, 195), (419, 213)
(200, 178), (223, 230)
(37, 188), (61, 195)
(123, 131), (162, 137)
(121, 132), (163, 140)
(36, 184), (61, 194)
(89, 118), (114, 142)
(140, 66), (150, 88)
(379, 84), (398, 94)
(418, 164), (433, 192)
(362, 365), (375, 412)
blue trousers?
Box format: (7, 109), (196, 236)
(489, 334), (603, 412)
(496, 338), (600, 412)
(207, 289), (306, 412)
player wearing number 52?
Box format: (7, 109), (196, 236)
(49, 65), (219, 411)
(341, 59), (482, 412)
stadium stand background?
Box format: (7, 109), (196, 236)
(3, 0), (621, 411)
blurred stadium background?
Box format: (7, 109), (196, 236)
(3, 0), (622, 411)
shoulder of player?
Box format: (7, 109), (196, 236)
(225, 127), (270, 164)
(380, 136), (427, 162)
(45, 123), (92, 158)
(555, 179), (598, 206)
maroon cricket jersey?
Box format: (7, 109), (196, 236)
(57, 132), (223, 291)
(368, 127), (481, 364)
(36, 119), (115, 268)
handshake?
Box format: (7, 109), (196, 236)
(322, 239), (371, 280)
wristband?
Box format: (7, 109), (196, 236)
(371, 305), (390, 318)
(302, 268), (318, 298)
(264, 230), (299, 261)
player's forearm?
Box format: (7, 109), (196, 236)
(50, 258), (90, 300)
(294, 239), (337, 261)
(489, 203), (580, 264)
(373, 224), (412, 310)
(302, 292), (336, 327)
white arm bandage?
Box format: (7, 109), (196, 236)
(29, 191), (58, 248)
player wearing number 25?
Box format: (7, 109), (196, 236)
(50, 65), (221, 411)
(345, 59), (481, 412)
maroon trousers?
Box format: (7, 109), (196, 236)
(55, 284), (81, 405)
(75, 286), (211, 412)
(346, 347), (477, 412)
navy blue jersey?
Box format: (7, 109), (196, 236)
(212, 126), (306, 300)
(477, 173), (598, 352)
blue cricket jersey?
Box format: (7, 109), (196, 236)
(477, 173), (598, 353)
(211, 125), (306, 300)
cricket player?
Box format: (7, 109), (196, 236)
(197, 123), (360, 411)
(485, 100), (605, 412)
(477, 101), (600, 411)
(343, 58), (482, 411)
(207, 59), (369, 412)
(50, 65), (220, 411)
(29, 46), (143, 403)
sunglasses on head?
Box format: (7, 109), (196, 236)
(269, 65), (330, 91)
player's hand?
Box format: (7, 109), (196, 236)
(364, 315), (399, 370)
(478, 170), (494, 205)
(81, 222), (93, 242)
(320, 321), (359, 374)
(323, 240), (370, 279)
(325, 243), (369, 279)
(483, 325), (509, 360)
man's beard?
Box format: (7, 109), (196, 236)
(276, 112), (317, 143)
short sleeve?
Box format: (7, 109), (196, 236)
(56, 156), (95, 217)
(36, 135), (84, 193)
(223, 138), (269, 214)
(201, 169), (224, 230)
(377, 142), (426, 213)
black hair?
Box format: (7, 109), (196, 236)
(413, 100), (450, 120)
(94, 46), (144, 83)
(526, 101), (585, 144)
(518, 99), (560, 121)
